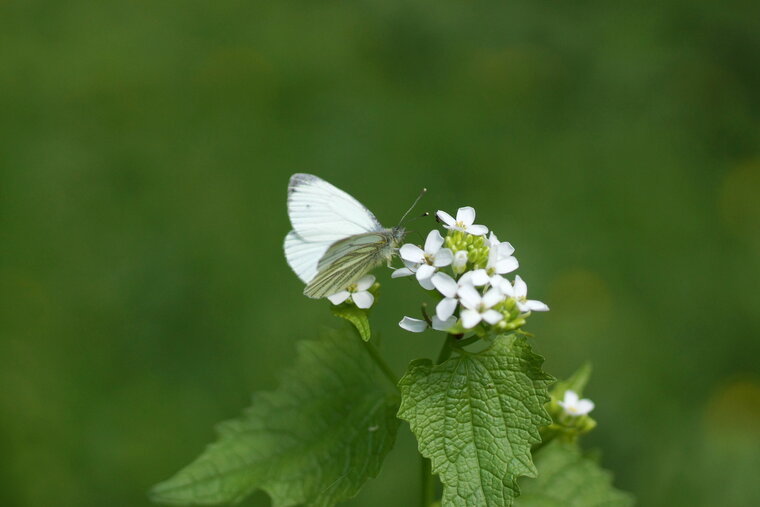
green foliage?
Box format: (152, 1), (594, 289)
(398, 335), (554, 506)
(550, 362), (592, 398)
(516, 441), (633, 507)
(331, 304), (371, 342)
(150, 330), (399, 506)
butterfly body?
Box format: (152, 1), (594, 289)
(284, 174), (405, 299)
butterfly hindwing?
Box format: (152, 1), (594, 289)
(304, 231), (395, 298)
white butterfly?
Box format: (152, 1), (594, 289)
(284, 173), (409, 299)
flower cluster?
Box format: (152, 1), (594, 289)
(544, 389), (597, 437)
(396, 206), (548, 334)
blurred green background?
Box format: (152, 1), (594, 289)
(2, 0), (759, 505)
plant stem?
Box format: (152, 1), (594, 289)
(421, 457), (434, 507)
(362, 340), (399, 390)
(436, 334), (456, 364)
(456, 335), (481, 348)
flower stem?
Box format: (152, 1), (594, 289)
(362, 340), (399, 390)
(421, 457), (434, 507)
(436, 334), (458, 364)
(456, 335), (480, 348)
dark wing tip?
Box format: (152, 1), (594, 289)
(288, 173), (319, 194)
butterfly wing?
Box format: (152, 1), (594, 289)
(303, 231), (395, 298)
(288, 173), (382, 242)
(283, 231), (332, 284)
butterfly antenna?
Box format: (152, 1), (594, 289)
(398, 188), (427, 226)
(406, 211), (430, 225)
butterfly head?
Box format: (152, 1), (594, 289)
(391, 226), (406, 247)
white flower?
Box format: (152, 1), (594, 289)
(327, 275), (375, 309)
(430, 271), (489, 321)
(391, 260), (435, 289)
(558, 390), (595, 416)
(398, 315), (457, 333)
(393, 230), (453, 290)
(493, 275), (549, 313)
(458, 284), (505, 329)
(436, 207), (488, 236)
(485, 232), (518, 275)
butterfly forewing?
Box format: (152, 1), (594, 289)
(288, 174), (382, 242)
(283, 231), (332, 284)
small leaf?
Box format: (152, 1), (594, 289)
(516, 441), (634, 507)
(151, 329), (399, 506)
(398, 334), (553, 506)
(331, 304), (371, 341)
(551, 362), (592, 399)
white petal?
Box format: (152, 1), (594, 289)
(424, 230), (444, 254)
(355, 275), (375, 291)
(488, 231), (499, 246)
(563, 390), (580, 405)
(415, 263), (436, 281)
(436, 297), (458, 321)
(497, 241), (515, 257)
(458, 285), (482, 309)
(433, 248), (453, 267)
(327, 291), (350, 305)
(513, 275), (528, 298)
(435, 210), (456, 227)
(487, 247), (499, 268)
(456, 206), (476, 226)
(391, 267), (415, 278)
(352, 291), (374, 309)
(515, 300), (530, 313)
(431, 272), (458, 298)
(469, 269), (490, 286)
(399, 316), (428, 333)
(482, 309), (503, 325)
(452, 250), (468, 269)
(460, 309), (482, 329)
(494, 256), (519, 274)
(431, 315), (457, 331)
(576, 399), (595, 415)
(419, 277), (435, 290)
(489, 274), (507, 292)
(482, 287), (504, 308)
(525, 299), (550, 312)
(399, 244), (425, 263)
(466, 224), (489, 236)
(500, 279), (516, 297)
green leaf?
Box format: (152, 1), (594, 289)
(516, 441), (634, 507)
(150, 330), (399, 506)
(331, 304), (371, 341)
(398, 334), (554, 506)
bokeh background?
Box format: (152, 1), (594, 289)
(2, 0), (759, 505)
